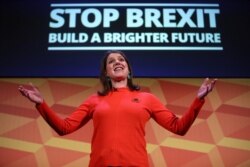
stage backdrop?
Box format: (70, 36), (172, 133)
(0, 78), (249, 167)
(1, 0), (250, 77)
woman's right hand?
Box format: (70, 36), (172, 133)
(18, 83), (43, 104)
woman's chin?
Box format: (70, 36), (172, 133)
(113, 76), (126, 81)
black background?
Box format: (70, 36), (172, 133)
(1, 0), (249, 77)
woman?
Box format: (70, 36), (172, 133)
(18, 50), (216, 167)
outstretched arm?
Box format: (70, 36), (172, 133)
(18, 83), (90, 135)
(151, 78), (216, 135)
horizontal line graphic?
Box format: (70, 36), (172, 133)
(51, 3), (219, 7)
(48, 46), (223, 51)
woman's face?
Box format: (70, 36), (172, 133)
(106, 53), (129, 81)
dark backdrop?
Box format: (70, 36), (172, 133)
(1, 0), (249, 77)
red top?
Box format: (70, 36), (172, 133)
(36, 88), (205, 167)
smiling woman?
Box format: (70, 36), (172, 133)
(18, 50), (216, 167)
(98, 50), (140, 96)
(106, 52), (129, 84)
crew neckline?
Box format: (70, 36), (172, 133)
(112, 87), (129, 92)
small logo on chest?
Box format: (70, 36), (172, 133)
(131, 98), (140, 103)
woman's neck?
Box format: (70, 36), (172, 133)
(111, 78), (127, 88)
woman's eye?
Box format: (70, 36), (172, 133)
(108, 60), (114, 64)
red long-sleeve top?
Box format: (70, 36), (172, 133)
(36, 88), (204, 167)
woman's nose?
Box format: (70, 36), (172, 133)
(114, 60), (121, 65)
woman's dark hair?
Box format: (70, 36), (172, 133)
(98, 50), (140, 96)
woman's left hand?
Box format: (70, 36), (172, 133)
(197, 78), (217, 99)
